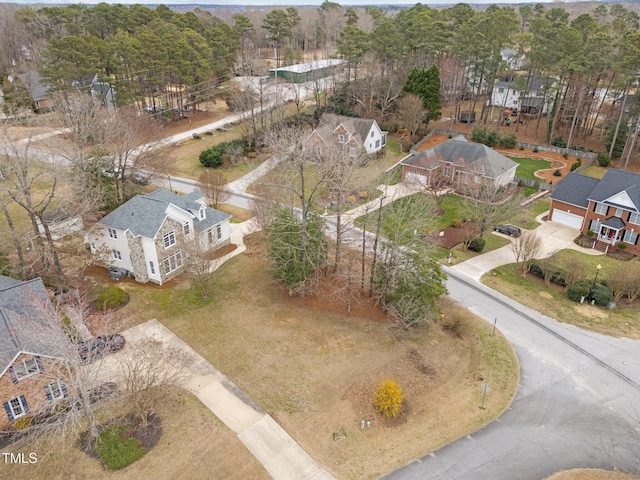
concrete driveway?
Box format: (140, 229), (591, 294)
(452, 213), (602, 281)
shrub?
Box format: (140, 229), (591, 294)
(591, 282), (613, 306)
(485, 129), (500, 147)
(586, 230), (594, 237)
(529, 262), (544, 278)
(567, 279), (591, 303)
(551, 136), (567, 148)
(553, 169), (562, 176)
(617, 243), (627, 250)
(562, 153), (568, 159)
(373, 379), (403, 419)
(570, 160), (581, 171)
(471, 126), (487, 144)
(597, 152), (610, 167)
(532, 146), (539, 153)
(98, 424), (145, 470)
(467, 237), (486, 252)
(14, 416), (32, 430)
(96, 286), (128, 311)
(519, 145), (525, 151)
(498, 133), (517, 148)
(199, 144), (225, 168)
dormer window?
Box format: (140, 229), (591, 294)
(199, 205), (206, 220)
(338, 133), (346, 143)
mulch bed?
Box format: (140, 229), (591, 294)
(80, 413), (162, 466)
(423, 222), (480, 250)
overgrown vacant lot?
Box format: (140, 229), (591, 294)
(115, 234), (518, 479)
(483, 250), (640, 339)
(5, 386), (269, 480)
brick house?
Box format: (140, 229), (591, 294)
(549, 170), (640, 255)
(85, 189), (231, 285)
(305, 113), (387, 158)
(1, 276), (70, 432)
(401, 135), (517, 189)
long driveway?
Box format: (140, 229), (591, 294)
(385, 268), (640, 479)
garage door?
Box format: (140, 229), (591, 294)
(551, 210), (583, 229)
(405, 171), (426, 186)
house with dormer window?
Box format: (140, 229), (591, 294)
(550, 170), (640, 255)
(1, 276), (71, 432)
(305, 113), (387, 158)
(85, 189), (231, 285)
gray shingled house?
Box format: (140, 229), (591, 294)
(550, 170), (640, 254)
(305, 113), (387, 156)
(85, 189), (231, 285)
(1, 276), (71, 431)
(401, 135), (517, 189)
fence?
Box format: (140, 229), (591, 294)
(514, 175), (555, 192)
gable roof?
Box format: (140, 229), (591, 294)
(550, 172), (601, 208)
(98, 189), (230, 238)
(587, 169), (640, 212)
(16, 71), (49, 102)
(314, 113), (378, 148)
(0, 276), (66, 375)
(495, 74), (553, 91)
(402, 136), (517, 178)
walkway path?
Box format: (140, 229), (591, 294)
(116, 320), (335, 480)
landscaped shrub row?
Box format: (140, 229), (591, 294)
(199, 139), (249, 168)
(529, 262), (567, 287)
(529, 262), (613, 306)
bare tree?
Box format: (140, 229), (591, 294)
(178, 231), (221, 299)
(461, 183), (522, 237)
(511, 230), (543, 275)
(605, 266), (640, 304)
(395, 94), (427, 137)
(198, 169), (230, 209)
(118, 338), (192, 426)
(562, 261), (586, 292)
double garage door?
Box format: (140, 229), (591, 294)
(551, 209), (583, 229)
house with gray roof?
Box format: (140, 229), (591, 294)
(304, 113), (387, 157)
(85, 189), (231, 285)
(401, 135), (517, 190)
(550, 170), (640, 255)
(1, 276), (71, 431)
(16, 71), (52, 110)
(490, 74), (556, 115)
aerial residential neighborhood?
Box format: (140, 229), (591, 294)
(1, 2), (640, 480)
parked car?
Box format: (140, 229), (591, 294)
(78, 334), (126, 364)
(493, 224), (522, 237)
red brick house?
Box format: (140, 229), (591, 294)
(549, 170), (640, 255)
(1, 276), (70, 432)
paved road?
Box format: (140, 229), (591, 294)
(384, 268), (640, 479)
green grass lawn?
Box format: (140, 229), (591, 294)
(483, 250), (640, 338)
(509, 156), (551, 180)
(508, 198), (550, 230)
(441, 234), (512, 265)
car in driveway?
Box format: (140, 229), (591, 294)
(78, 334), (126, 364)
(493, 224), (522, 237)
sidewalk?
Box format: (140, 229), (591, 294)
(118, 320), (335, 480)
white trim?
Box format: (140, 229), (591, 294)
(13, 358), (40, 380)
(46, 380), (65, 400)
(163, 250), (183, 274)
(8, 396), (27, 419)
(163, 231), (176, 248)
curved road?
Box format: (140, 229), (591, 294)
(385, 268), (640, 479)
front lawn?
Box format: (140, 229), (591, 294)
(482, 250), (640, 339)
(509, 156), (551, 180)
(115, 235), (518, 479)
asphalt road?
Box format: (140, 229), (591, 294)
(384, 268), (640, 480)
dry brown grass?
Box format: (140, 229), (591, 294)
(113, 235), (519, 479)
(546, 469), (637, 480)
(2, 386), (269, 480)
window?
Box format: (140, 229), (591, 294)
(45, 380), (67, 401)
(208, 229), (214, 244)
(589, 219), (601, 233)
(112, 249), (122, 261)
(444, 165), (452, 177)
(163, 250), (183, 275)
(615, 208), (623, 218)
(149, 261), (155, 275)
(199, 206), (206, 220)
(375, 139), (380, 149)
(338, 133), (346, 143)
(630, 212), (640, 225)
(594, 203), (608, 215)
(349, 147), (357, 157)
(12, 357), (42, 381)
(183, 222), (190, 236)
(474, 175), (481, 184)
(4, 396), (28, 420)
(381, 134), (387, 146)
(370, 131), (374, 138)
(163, 231), (176, 248)
(498, 87), (504, 93)
(623, 229), (639, 245)
(216, 224), (222, 240)
(108, 228), (117, 239)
